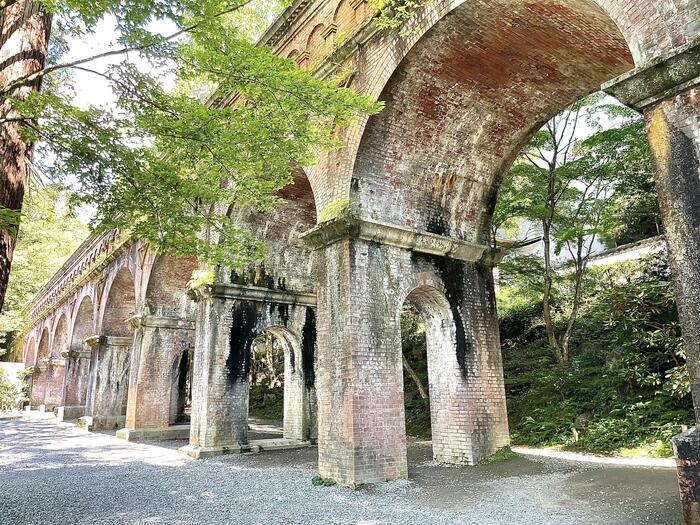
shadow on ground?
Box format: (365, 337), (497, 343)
(0, 418), (681, 525)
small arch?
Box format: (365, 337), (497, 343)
(102, 267), (136, 337)
(169, 345), (193, 425)
(287, 49), (299, 60)
(399, 280), (471, 465)
(23, 336), (36, 368)
(306, 23), (327, 63)
(333, 0), (356, 29)
(249, 325), (311, 441)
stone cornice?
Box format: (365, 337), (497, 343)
(603, 36), (700, 111)
(300, 218), (504, 265)
(190, 283), (317, 307)
(127, 314), (195, 331)
(85, 335), (132, 348)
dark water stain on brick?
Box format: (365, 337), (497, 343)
(227, 300), (258, 384)
(412, 253), (472, 379)
(302, 308), (316, 389)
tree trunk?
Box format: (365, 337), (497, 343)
(0, 1), (52, 311)
(402, 355), (429, 402)
(541, 219), (564, 364)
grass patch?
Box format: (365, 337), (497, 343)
(312, 475), (337, 487)
(478, 447), (518, 465)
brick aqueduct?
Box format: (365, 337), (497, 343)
(16, 0), (700, 518)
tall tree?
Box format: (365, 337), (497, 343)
(0, 0), (381, 312)
(495, 94), (655, 364)
(0, 0), (52, 312)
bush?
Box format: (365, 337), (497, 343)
(501, 255), (693, 457)
(0, 369), (26, 411)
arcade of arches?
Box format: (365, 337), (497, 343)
(18, 0), (699, 522)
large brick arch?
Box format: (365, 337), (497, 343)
(51, 314), (69, 358)
(308, 0), (697, 214)
(226, 168), (318, 292)
(345, 0), (634, 241)
(144, 254), (198, 318)
(23, 336), (36, 367)
(30, 328), (50, 406)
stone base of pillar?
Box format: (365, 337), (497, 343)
(116, 425), (191, 442)
(76, 415), (126, 431)
(55, 405), (85, 421)
(673, 428), (700, 525)
(179, 439), (312, 459)
(179, 443), (252, 459)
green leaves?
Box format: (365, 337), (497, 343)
(10, 0), (382, 270)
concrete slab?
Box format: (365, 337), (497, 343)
(116, 425), (191, 442)
(179, 438), (312, 459)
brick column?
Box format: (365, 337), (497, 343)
(77, 335), (131, 431)
(180, 287), (254, 458)
(605, 37), (700, 525)
(314, 237), (408, 487)
(303, 218), (509, 486)
(279, 311), (317, 442)
(43, 359), (66, 411)
(57, 345), (92, 420)
(117, 315), (195, 441)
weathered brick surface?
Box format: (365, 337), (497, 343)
(645, 89), (700, 420)
(316, 239), (508, 485)
(18, 0), (700, 508)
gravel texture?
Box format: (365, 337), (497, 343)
(0, 417), (681, 525)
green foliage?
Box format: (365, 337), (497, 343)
(311, 475), (336, 487)
(8, 0), (382, 270)
(500, 255), (693, 457)
(0, 185), (88, 351)
(318, 198), (359, 222)
(0, 369), (27, 411)
(478, 447), (517, 465)
(373, 0), (431, 30)
(248, 383), (283, 420)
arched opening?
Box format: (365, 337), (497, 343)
(351, 0), (634, 244)
(145, 255), (198, 318)
(305, 24), (327, 64)
(31, 328), (49, 407)
(87, 266), (135, 427)
(23, 336), (36, 368)
(248, 326), (309, 441)
(399, 284), (462, 465)
(102, 267), (137, 337)
(45, 315), (69, 409)
(64, 296), (94, 416)
(227, 168), (317, 291)
(169, 347), (193, 425)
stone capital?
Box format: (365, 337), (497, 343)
(61, 348), (91, 360)
(214, 283), (316, 307)
(603, 36), (700, 111)
(128, 314), (195, 331)
(300, 217), (504, 266)
(85, 334), (132, 348)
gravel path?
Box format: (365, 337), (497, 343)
(0, 417), (681, 525)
